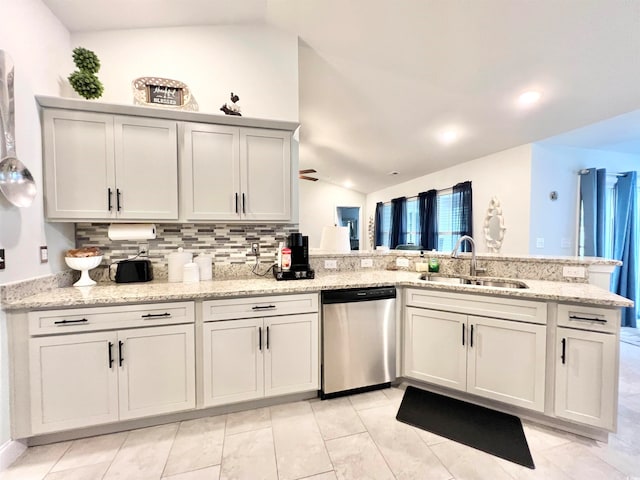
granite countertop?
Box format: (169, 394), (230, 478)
(2, 270), (633, 311)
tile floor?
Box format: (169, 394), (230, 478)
(3, 341), (640, 480)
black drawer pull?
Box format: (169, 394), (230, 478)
(561, 338), (566, 364)
(141, 313), (171, 319)
(259, 327), (262, 351)
(568, 315), (607, 324)
(54, 318), (88, 325)
(118, 341), (124, 367)
(108, 341), (114, 368)
(252, 305), (276, 310)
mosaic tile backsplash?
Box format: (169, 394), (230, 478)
(75, 222), (299, 279)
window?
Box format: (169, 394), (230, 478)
(405, 198), (420, 246)
(379, 203), (392, 247)
(436, 190), (457, 251)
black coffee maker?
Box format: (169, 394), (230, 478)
(273, 232), (315, 280)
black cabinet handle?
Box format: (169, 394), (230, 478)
(141, 313), (171, 319)
(462, 323), (465, 346)
(252, 305), (276, 311)
(235, 193), (239, 213)
(266, 326), (270, 350)
(561, 338), (566, 364)
(116, 188), (122, 211)
(569, 315), (607, 324)
(259, 327), (262, 351)
(470, 324), (474, 348)
(242, 193), (246, 214)
(107, 188), (113, 211)
(118, 340), (124, 366)
(108, 341), (114, 368)
(54, 318), (88, 326)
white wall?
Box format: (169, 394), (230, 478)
(0, 0), (75, 449)
(365, 145), (533, 254)
(72, 26), (299, 121)
(530, 143), (640, 255)
(299, 180), (366, 248)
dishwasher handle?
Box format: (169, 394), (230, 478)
(321, 286), (396, 304)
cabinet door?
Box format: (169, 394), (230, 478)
(403, 307), (467, 391)
(555, 327), (617, 429)
(42, 109), (116, 220)
(114, 116), (178, 220)
(118, 324), (195, 420)
(466, 316), (546, 412)
(202, 319), (264, 407)
(264, 313), (318, 397)
(29, 332), (119, 434)
(181, 123), (241, 220)
(240, 128), (291, 221)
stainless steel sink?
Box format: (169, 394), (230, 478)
(419, 273), (528, 289)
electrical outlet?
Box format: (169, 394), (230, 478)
(0, 248), (5, 270)
(563, 266), (586, 278)
(40, 246), (48, 263)
(396, 257), (410, 268)
(138, 242), (149, 257)
(251, 243), (260, 256)
(361, 258), (373, 268)
(324, 259), (338, 269)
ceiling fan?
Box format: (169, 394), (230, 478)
(299, 169), (318, 182)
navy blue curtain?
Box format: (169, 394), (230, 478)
(580, 168), (607, 257)
(452, 181), (473, 252)
(374, 202), (384, 246)
(611, 172), (638, 327)
(419, 189), (438, 250)
(389, 197), (407, 248)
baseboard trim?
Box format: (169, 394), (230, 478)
(0, 439), (27, 471)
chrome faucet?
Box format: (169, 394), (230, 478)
(451, 235), (485, 277)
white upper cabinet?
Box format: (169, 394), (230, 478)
(38, 96), (298, 223)
(43, 109), (178, 221)
(181, 124), (292, 221)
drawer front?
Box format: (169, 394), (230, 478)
(203, 293), (319, 321)
(29, 302), (195, 335)
(405, 288), (547, 324)
(557, 304), (619, 334)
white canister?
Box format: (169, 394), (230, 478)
(194, 253), (213, 281)
(168, 247), (193, 283)
(182, 262), (200, 283)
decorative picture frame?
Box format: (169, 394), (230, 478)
(131, 77), (198, 111)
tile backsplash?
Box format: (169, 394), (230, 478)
(75, 222), (299, 279)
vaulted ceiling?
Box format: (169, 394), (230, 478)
(43, 0), (640, 193)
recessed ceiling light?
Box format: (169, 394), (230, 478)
(343, 180), (353, 189)
(518, 90), (541, 106)
(439, 129), (458, 144)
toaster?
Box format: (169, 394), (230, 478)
(115, 259), (153, 283)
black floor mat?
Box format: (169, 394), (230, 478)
(396, 386), (535, 469)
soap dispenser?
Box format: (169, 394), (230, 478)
(428, 250), (440, 273)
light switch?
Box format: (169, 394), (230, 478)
(324, 259), (338, 269)
(361, 258), (373, 268)
(396, 257), (410, 267)
(40, 246), (48, 263)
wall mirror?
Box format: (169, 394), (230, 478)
(336, 206), (360, 250)
(484, 196), (506, 252)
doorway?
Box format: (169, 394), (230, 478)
(336, 206), (360, 250)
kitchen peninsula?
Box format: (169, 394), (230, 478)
(2, 252), (632, 447)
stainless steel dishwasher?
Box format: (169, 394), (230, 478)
(321, 286), (396, 398)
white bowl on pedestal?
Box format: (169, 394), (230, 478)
(65, 255), (103, 287)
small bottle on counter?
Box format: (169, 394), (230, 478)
(428, 250), (440, 273)
(281, 247), (291, 271)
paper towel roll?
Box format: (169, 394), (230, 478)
(108, 224), (157, 241)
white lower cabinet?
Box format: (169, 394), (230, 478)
(554, 326), (617, 429)
(405, 303), (546, 412)
(28, 303), (195, 435)
(202, 294), (319, 407)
